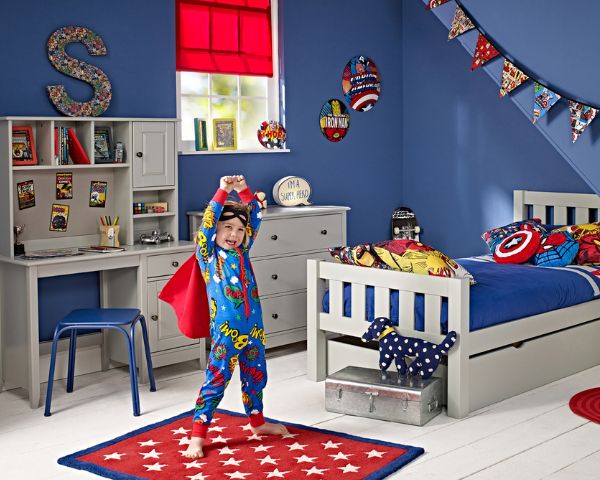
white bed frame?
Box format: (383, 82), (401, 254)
(307, 190), (600, 418)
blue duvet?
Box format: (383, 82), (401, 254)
(322, 257), (600, 332)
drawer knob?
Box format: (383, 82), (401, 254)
(151, 315), (158, 321)
(171, 261), (179, 267)
(321, 229), (328, 235)
(271, 234), (278, 240)
(271, 313), (278, 319)
(271, 274), (278, 280)
(136, 151), (143, 158)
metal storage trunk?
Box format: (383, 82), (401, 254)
(325, 366), (442, 426)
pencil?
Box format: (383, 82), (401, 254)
(114, 216), (119, 225)
(100, 216), (105, 226)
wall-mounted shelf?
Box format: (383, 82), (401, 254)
(13, 164), (130, 171)
(133, 212), (176, 219)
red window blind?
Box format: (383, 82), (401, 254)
(177, 0), (273, 77)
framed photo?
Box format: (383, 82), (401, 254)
(12, 126), (38, 166)
(93, 126), (113, 164)
(213, 118), (237, 151)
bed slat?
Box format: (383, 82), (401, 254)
(351, 283), (366, 322)
(398, 291), (415, 330)
(532, 205), (546, 223)
(575, 207), (589, 224)
(374, 286), (390, 319)
(553, 206), (568, 225)
(424, 294), (442, 335)
(329, 280), (343, 318)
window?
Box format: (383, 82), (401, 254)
(176, 0), (282, 153)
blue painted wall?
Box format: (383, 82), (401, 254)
(178, 0), (405, 245)
(402, 0), (593, 258)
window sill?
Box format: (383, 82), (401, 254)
(178, 148), (290, 156)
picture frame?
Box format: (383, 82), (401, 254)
(12, 126), (38, 166)
(93, 126), (113, 164)
(213, 118), (237, 151)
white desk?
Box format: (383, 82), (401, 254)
(0, 241), (196, 408)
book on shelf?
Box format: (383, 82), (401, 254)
(68, 128), (90, 164)
(194, 118), (208, 151)
(78, 245), (125, 253)
(54, 127), (90, 165)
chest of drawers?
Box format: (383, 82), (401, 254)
(188, 205), (349, 348)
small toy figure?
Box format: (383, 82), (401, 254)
(255, 190), (267, 210)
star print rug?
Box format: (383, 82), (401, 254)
(58, 408), (424, 479)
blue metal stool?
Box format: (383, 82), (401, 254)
(44, 308), (156, 417)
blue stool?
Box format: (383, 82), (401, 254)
(44, 308), (156, 417)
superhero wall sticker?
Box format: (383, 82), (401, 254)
(342, 55), (381, 112)
(319, 99), (350, 142)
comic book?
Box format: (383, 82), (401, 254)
(89, 180), (107, 208)
(56, 172), (73, 200)
(17, 179), (35, 210)
(50, 204), (69, 232)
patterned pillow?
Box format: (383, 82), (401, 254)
(482, 219), (547, 253)
(533, 232), (579, 267)
(552, 222), (600, 240)
(575, 234), (600, 265)
(329, 244), (384, 269)
(493, 230), (542, 264)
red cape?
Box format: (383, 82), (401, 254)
(158, 254), (210, 339)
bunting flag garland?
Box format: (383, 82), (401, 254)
(500, 59), (529, 97)
(532, 83), (561, 123)
(471, 33), (500, 70)
(426, 0), (450, 10)
(448, 6), (475, 40)
(569, 101), (598, 143)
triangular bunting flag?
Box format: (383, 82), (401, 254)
(532, 83), (561, 123)
(471, 33), (500, 70)
(448, 6), (475, 40)
(427, 0), (450, 10)
(569, 101), (598, 143)
(500, 59), (529, 97)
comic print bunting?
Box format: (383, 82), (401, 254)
(426, 0), (450, 10)
(500, 59), (529, 97)
(532, 83), (561, 123)
(471, 33), (500, 70)
(448, 5), (475, 40)
(569, 101), (598, 143)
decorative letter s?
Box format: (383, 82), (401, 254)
(47, 26), (112, 117)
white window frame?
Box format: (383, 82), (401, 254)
(176, 0), (282, 154)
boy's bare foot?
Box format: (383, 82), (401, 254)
(183, 437), (205, 458)
(251, 421), (289, 436)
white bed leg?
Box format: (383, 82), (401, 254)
(307, 259), (327, 381)
(446, 278), (470, 419)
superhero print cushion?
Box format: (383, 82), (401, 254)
(533, 232), (579, 267)
(552, 222), (600, 240)
(493, 230), (542, 264)
(482, 218), (547, 253)
(575, 234), (600, 265)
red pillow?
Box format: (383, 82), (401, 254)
(494, 230), (542, 264)
(575, 234), (600, 265)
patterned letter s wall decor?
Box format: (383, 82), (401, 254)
(47, 26), (112, 117)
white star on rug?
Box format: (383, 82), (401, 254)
(186, 473), (210, 480)
(139, 449), (163, 459)
(287, 442), (307, 451)
(252, 444), (273, 453)
(224, 471), (251, 479)
(211, 435), (230, 443)
(329, 451), (353, 461)
(295, 454), (317, 463)
(247, 433), (264, 441)
(103, 452), (126, 460)
(218, 446), (240, 455)
(339, 463), (360, 473)
(365, 449), (386, 458)
(322, 440), (342, 450)
(178, 437), (192, 446)
(303, 466), (328, 476)
(220, 457), (244, 467)
(183, 460), (206, 469)
(211, 417), (221, 423)
(258, 455), (278, 465)
(240, 424), (254, 431)
(281, 432), (298, 439)
(208, 425), (226, 432)
(266, 469), (290, 478)
(171, 427), (190, 435)
(138, 439), (161, 447)
(143, 462), (167, 471)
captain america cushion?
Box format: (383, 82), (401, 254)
(493, 230), (542, 264)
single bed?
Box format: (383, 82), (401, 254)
(307, 190), (600, 418)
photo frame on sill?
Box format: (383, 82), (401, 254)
(213, 118), (237, 151)
(93, 126), (113, 163)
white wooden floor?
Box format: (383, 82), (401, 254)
(1, 344), (599, 479)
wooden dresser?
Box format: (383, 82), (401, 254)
(188, 205), (349, 348)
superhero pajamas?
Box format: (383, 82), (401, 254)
(192, 188), (266, 438)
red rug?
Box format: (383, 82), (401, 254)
(570, 387), (600, 423)
(58, 408), (424, 479)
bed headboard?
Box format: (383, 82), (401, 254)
(514, 190), (600, 225)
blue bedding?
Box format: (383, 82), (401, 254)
(322, 257), (600, 332)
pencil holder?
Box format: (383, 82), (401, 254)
(100, 225), (120, 247)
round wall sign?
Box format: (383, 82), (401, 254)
(272, 176), (312, 207)
(342, 55), (381, 112)
(319, 99), (350, 142)
(257, 121), (286, 149)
